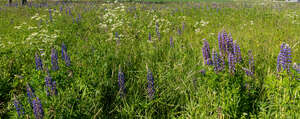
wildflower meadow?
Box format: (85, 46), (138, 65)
(0, 0), (299, 118)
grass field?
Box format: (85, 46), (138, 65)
(0, 1), (299, 118)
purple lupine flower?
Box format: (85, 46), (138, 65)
(14, 99), (24, 117)
(26, 84), (35, 108)
(61, 42), (67, 60)
(212, 49), (222, 72)
(148, 32), (151, 41)
(76, 17), (79, 24)
(226, 33), (234, 54)
(219, 51), (225, 70)
(170, 36), (174, 47)
(45, 74), (52, 96)
(277, 43), (292, 72)
(202, 39), (212, 65)
(220, 30), (227, 54)
(115, 32), (120, 45)
(228, 53), (236, 74)
(51, 48), (59, 71)
(63, 50), (71, 67)
(65, 8), (68, 15)
(233, 41), (242, 63)
(218, 31), (223, 52)
(118, 68), (126, 97)
(32, 97), (44, 119)
(60, 6), (63, 12)
(68, 8), (72, 16)
(147, 69), (155, 99)
(35, 53), (43, 71)
(49, 9), (52, 22)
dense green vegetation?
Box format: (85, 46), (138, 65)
(0, 1), (299, 118)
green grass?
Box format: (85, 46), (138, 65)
(0, 1), (299, 118)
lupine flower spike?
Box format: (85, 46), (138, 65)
(32, 97), (44, 119)
(51, 48), (59, 71)
(13, 96), (24, 117)
(118, 66), (126, 97)
(26, 83), (35, 108)
(45, 73), (57, 96)
(233, 41), (242, 63)
(226, 33), (234, 54)
(35, 52), (43, 71)
(63, 50), (71, 67)
(212, 49), (222, 72)
(45, 74), (52, 96)
(61, 42), (70, 66)
(277, 43), (292, 72)
(228, 53), (236, 74)
(61, 42), (67, 60)
(202, 39), (212, 65)
(147, 66), (155, 99)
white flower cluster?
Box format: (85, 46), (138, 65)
(14, 22), (27, 30)
(12, 8), (61, 47)
(31, 8), (61, 22)
(287, 11), (298, 18)
(287, 11), (299, 24)
(152, 15), (172, 33)
(194, 20), (209, 33)
(31, 13), (45, 21)
(98, 3), (126, 32)
(24, 28), (59, 46)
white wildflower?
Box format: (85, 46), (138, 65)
(250, 21), (254, 25)
(14, 26), (22, 29)
(200, 20), (209, 27)
(28, 26), (37, 30)
(195, 28), (201, 33)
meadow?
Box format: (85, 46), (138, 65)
(0, 0), (299, 118)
